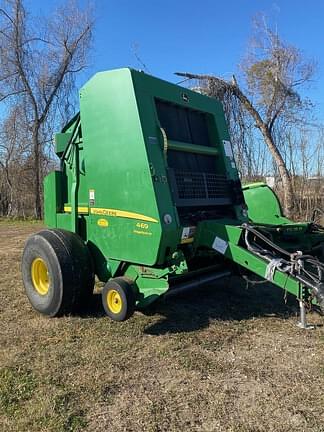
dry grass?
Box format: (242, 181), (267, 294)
(1, 221), (324, 431)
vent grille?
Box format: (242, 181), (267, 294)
(169, 169), (232, 206)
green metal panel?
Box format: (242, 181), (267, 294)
(56, 213), (73, 231)
(44, 171), (64, 227)
(54, 133), (72, 157)
(243, 183), (292, 225)
(78, 69), (162, 266)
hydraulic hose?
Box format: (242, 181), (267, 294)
(242, 223), (324, 312)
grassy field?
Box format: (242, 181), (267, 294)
(1, 221), (324, 432)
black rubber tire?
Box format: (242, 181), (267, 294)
(22, 229), (94, 317)
(50, 229), (95, 308)
(101, 277), (136, 321)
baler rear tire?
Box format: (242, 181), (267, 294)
(22, 229), (94, 317)
(102, 277), (136, 321)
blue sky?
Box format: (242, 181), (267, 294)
(28, 0), (324, 118)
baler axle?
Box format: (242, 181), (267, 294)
(165, 270), (231, 298)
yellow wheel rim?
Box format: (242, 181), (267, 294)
(31, 258), (50, 296)
(107, 289), (122, 314)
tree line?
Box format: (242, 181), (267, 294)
(0, 5), (322, 220)
(0, 0), (93, 218)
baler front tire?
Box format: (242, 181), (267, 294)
(102, 277), (136, 321)
(22, 229), (94, 317)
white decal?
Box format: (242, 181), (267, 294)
(89, 189), (95, 206)
(181, 226), (196, 240)
(223, 140), (233, 158)
(212, 236), (228, 254)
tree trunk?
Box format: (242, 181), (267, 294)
(231, 84), (295, 217)
(32, 125), (42, 219)
(4, 163), (13, 217)
(259, 125), (295, 217)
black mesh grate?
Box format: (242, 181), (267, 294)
(175, 171), (206, 199)
(170, 170), (232, 206)
(205, 173), (230, 198)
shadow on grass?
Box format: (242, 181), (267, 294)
(81, 276), (300, 334)
(79, 294), (106, 318)
(142, 276), (299, 335)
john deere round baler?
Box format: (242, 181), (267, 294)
(22, 68), (324, 324)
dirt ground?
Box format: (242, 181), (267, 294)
(0, 221), (324, 432)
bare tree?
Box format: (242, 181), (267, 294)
(0, 0), (93, 218)
(176, 17), (315, 217)
(0, 105), (27, 216)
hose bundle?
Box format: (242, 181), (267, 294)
(242, 223), (324, 311)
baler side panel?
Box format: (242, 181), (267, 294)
(79, 69), (162, 267)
